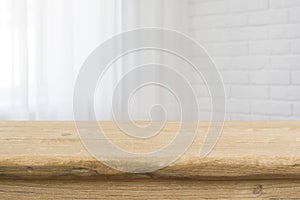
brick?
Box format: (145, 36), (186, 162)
(270, 0), (300, 8)
(249, 10), (288, 25)
(231, 85), (269, 99)
(271, 86), (300, 100)
(193, 29), (229, 43)
(250, 71), (290, 85)
(271, 56), (300, 70)
(192, 81), (230, 98)
(229, 27), (268, 41)
(211, 42), (248, 56)
(294, 103), (300, 116)
(291, 40), (300, 54)
(224, 13), (249, 27)
(188, 0), (300, 120)
(191, 13), (248, 30)
(189, 68), (222, 86)
(212, 57), (232, 70)
(249, 40), (290, 55)
(210, 13), (249, 28)
(190, 56), (215, 67)
(286, 25), (300, 38)
(220, 71), (249, 84)
(289, 8), (300, 22)
(252, 101), (292, 115)
(269, 24), (300, 39)
(230, 56), (269, 70)
(190, 0), (229, 16)
(270, 41), (290, 55)
(230, 0), (268, 12)
(292, 71), (300, 84)
(269, 25), (288, 39)
(270, 0), (286, 8)
(227, 100), (250, 114)
(189, 43), (212, 57)
(249, 41), (270, 55)
(190, 16), (212, 30)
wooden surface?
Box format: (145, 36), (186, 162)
(0, 121), (299, 199)
(0, 121), (299, 180)
(0, 179), (299, 199)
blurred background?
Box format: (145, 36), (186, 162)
(0, 0), (299, 120)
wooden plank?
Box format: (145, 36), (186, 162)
(0, 179), (299, 199)
(0, 121), (299, 180)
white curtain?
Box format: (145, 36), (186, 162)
(0, 0), (188, 120)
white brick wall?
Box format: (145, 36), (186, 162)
(294, 103), (300, 116)
(189, 0), (300, 120)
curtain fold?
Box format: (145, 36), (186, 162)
(0, 0), (188, 120)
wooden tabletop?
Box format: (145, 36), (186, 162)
(0, 121), (299, 180)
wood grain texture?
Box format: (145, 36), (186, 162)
(0, 179), (299, 199)
(0, 121), (299, 180)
